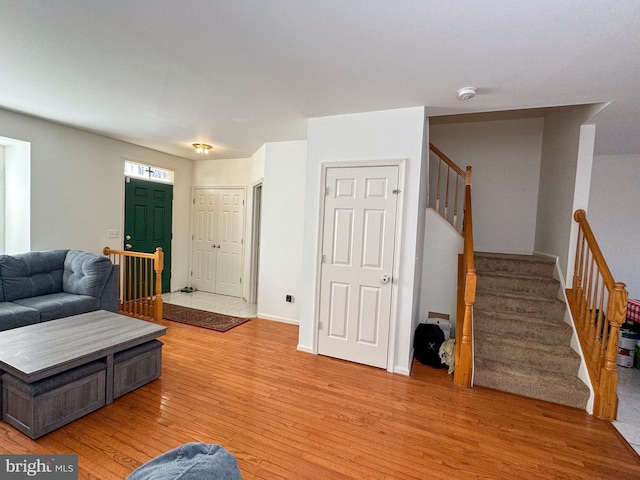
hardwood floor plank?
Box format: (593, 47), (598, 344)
(0, 318), (638, 479)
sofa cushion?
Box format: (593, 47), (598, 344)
(0, 250), (68, 301)
(14, 293), (100, 322)
(63, 250), (113, 298)
(0, 302), (40, 331)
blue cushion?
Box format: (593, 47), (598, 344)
(0, 302), (40, 331)
(63, 250), (113, 298)
(0, 250), (68, 301)
(14, 293), (100, 322)
(126, 443), (241, 480)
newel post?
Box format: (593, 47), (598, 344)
(594, 282), (627, 420)
(154, 247), (164, 321)
(454, 268), (476, 388)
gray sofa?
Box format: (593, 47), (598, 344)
(0, 250), (118, 331)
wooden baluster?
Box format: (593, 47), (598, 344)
(592, 281), (605, 365)
(435, 156), (442, 213)
(444, 166), (451, 220)
(594, 282), (627, 419)
(154, 247), (164, 321)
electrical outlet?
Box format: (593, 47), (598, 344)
(285, 295), (292, 303)
(107, 229), (119, 238)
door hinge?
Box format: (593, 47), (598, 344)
(240, 278), (242, 284)
(190, 270), (193, 276)
(243, 200), (245, 205)
(325, 186), (330, 196)
(192, 198), (195, 204)
(192, 234), (194, 241)
(241, 239), (244, 245)
(318, 321), (323, 330)
(321, 254), (326, 263)
(392, 189), (400, 194)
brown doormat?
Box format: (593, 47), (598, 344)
(163, 303), (251, 332)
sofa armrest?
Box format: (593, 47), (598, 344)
(100, 264), (119, 313)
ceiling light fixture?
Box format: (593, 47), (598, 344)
(456, 87), (477, 101)
(192, 143), (212, 156)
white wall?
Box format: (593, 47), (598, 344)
(430, 118), (544, 254)
(257, 141), (307, 323)
(189, 142), (309, 325)
(192, 157), (251, 186)
(300, 106), (427, 375)
(420, 208), (463, 328)
(3, 141), (31, 253)
(0, 107), (193, 290)
(589, 154), (640, 299)
(534, 106), (600, 280)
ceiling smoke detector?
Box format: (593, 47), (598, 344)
(456, 87), (477, 101)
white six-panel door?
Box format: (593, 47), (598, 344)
(191, 188), (245, 297)
(318, 165), (399, 368)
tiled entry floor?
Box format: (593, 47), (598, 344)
(163, 291), (257, 318)
(614, 365), (640, 455)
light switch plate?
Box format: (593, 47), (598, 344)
(107, 229), (119, 238)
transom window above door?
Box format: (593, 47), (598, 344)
(124, 159), (174, 184)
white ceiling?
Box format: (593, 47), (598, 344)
(1, 0), (639, 160)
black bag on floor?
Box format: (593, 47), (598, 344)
(413, 323), (446, 368)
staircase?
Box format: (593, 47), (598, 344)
(473, 252), (590, 409)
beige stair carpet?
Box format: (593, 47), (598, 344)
(473, 252), (590, 410)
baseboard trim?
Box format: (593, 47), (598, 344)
(296, 344), (313, 354)
(257, 313), (299, 325)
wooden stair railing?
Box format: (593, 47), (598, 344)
(429, 143), (466, 233)
(566, 210), (628, 420)
(454, 167), (475, 388)
(429, 143), (476, 387)
(103, 247), (164, 322)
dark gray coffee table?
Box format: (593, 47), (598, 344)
(0, 310), (166, 437)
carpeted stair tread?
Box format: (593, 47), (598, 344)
(476, 272), (560, 297)
(474, 358), (589, 410)
(475, 330), (580, 375)
(475, 252), (555, 278)
(472, 251), (587, 410)
(474, 308), (566, 328)
(474, 290), (566, 317)
(474, 310), (573, 346)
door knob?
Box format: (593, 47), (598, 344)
(381, 275), (391, 284)
(125, 244), (133, 250)
(125, 235), (131, 240)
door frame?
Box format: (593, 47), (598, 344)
(189, 185), (247, 297)
(313, 159), (407, 372)
(249, 181), (263, 305)
(123, 176), (173, 293)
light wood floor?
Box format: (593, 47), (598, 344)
(1, 318), (639, 479)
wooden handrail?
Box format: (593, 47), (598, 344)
(429, 143), (466, 232)
(566, 209), (628, 420)
(430, 143), (465, 177)
(103, 247), (164, 322)
(454, 168), (475, 388)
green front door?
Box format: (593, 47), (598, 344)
(124, 177), (173, 293)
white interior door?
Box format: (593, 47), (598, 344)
(216, 189), (245, 296)
(318, 165), (399, 368)
(191, 188), (245, 297)
(192, 190), (218, 293)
